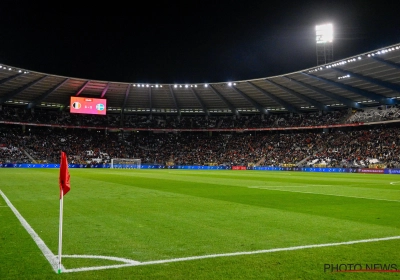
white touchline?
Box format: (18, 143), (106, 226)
(2, 189), (400, 274)
(248, 186), (400, 202)
(0, 190), (61, 273)
(64, 254), (141, 264)
(63, 235), (400, 273)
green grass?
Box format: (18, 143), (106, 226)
(1, 169), (400, 279)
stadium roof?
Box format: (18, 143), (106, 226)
(1, 43), (400, 116)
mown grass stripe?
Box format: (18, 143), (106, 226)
(247, 186), (400, 202)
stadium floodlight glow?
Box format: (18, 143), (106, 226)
(316, 23), (333, 44)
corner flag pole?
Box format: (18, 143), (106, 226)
(58, 151), (70, 274)
(58, 188), (64, 273)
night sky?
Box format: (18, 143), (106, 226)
(1, 0), (399, 84)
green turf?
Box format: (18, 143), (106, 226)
(1, 169), (400, 279)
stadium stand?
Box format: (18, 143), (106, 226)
(1, 106), (400, 168)
(2, 43), (400, 169)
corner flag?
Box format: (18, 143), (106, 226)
(58, 151), (70, 273)
(59, 151), (70, 198)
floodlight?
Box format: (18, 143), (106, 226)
(316, 23), (333, 44)
(315, 23), (334, 65)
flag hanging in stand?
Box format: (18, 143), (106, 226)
(59, 151), (70, 198)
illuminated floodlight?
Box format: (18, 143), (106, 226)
(316, 23), (333, 44)
(316, 23), (334, 65)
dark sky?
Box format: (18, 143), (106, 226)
(1, 0), (399, 84)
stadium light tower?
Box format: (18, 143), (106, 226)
(316, 23), (333, 65)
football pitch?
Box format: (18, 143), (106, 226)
(1, 168), (400, 279)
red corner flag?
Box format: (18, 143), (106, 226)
(59, 151), (70, 198)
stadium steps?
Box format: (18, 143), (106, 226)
(255, 156), (266, 166)
(296, 146), (324, 167)
(343, 109), (356, 123)
(296, 155), (311, 167)
(21, 148), (37, 163)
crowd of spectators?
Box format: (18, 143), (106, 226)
(346, 105), (400, 123)
(1, 105), (400, 168)
(305, 127), (400, 168)
(2, 105), (400, 129)
(0, 105), (350, 129)
(1, 123), (400, 168)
